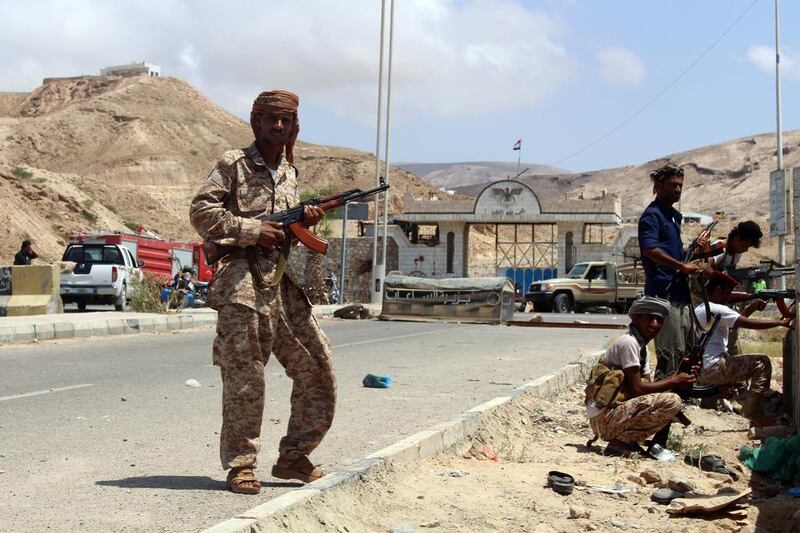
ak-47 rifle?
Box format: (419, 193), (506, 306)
(677, 313), (722, 376)
(672, 313), (723, 410)
(753, 288), (796, 320)
(202, 177), (389, 287)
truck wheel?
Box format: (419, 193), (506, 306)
(77, 300), (87, 312)
(552, 293), (573, 313)
(516, 301), (528, 312)
(115, 283), (129, 312)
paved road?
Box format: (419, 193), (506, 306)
(0, 318), (617, 532)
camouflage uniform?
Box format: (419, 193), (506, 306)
(590, 392), (683, 444)
(698, 353), (771, 394)
(190, 142), (336, 470)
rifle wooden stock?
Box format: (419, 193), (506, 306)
(202, 241), (231, 266)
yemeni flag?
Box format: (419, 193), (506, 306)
(512, 139), (521, 151)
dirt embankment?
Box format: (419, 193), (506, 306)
(260, 383), (794, 532)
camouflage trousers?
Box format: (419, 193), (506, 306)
(214, 281), (336, 470)
(590, 393), (683, 444)
(698, 353), (772, 394)
(654, 302), (695, 380)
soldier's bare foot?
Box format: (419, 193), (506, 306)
(227, 467), (261, 494)
(271, 455), (325, 483)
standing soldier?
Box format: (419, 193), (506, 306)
(190, 90), (335, 494)
(638, 163), (702, 379)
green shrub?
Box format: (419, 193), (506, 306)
(11, 166), (33, 179)
(82, 198), (95, 210)
(81, 210), (97, 223)
(130, 272), (169, 313)
(189, 149), (200, 156)
(123, 220), (139, 232)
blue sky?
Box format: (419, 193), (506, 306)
(0, 0), (796, 172)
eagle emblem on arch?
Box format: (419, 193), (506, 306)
(492, 186), (523, 206)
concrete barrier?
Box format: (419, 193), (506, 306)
(0, 265), (63, 316)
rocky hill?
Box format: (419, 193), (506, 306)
(398, 161), (567, 189)
(0, 76), (435, 262)
(449, 132), (800, 221)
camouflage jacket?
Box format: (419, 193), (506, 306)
(189, 142), (300, 313)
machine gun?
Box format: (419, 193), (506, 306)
(732, 261), (794, 282)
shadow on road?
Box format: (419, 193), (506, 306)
(96, 475), (303, 491)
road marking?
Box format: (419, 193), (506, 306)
(332, 325), (478, 349)
(0, 383), (94, 402)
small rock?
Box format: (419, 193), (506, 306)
(120, 397), (127, 402)
(419, 521), (441, 529)
(569, 506), (591, 519)
(389, 524), (415, 533)
(442, 470), (468, 478)
(184, 379), (201, 388)
(640, 469), (661, 485)
(627, 475), (646, 487)
(610, 517), (625, 528)
(667, 477), (695, 493)
(705, 471), (732, 483)
(585, 525), (598, 532)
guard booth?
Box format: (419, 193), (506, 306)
(380, 275), (515, 324)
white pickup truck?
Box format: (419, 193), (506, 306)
(60, 243), (143, 311)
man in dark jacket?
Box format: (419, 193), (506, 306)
(13, 240), (38, 265)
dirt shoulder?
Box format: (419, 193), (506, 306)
(262, 387), (796, 533)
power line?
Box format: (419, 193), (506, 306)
(551, 0), (762, 168)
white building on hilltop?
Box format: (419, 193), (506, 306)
(100, 62), (161, 78)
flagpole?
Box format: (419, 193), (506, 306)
(517, 144), (521, 171)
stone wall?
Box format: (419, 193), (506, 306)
(288, 237), (398, 303)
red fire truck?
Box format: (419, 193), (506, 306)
(67, 232), (214, 282)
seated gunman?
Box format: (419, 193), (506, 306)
(585, 296), (696, 457)
(694, 271), (792, 425)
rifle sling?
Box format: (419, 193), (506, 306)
(245, 238), (293, 292)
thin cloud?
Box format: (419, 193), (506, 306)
(0, 0), (575, 122)
(596, 46), (646, 86)
(742, 44), (796, 77)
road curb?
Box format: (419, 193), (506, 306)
(0, 304), (381, 345)
(202, 351), (603, 533)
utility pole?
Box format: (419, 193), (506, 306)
(776, 0), (786, 289)
(370, 0), (395, 303)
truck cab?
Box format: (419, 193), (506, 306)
(525, 261), (643, 313)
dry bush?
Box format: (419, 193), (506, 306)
(130, 272), (169, 313)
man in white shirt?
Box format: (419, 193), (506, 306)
(587, 296), (696, 457)
(708, 221), (764, 355)
(694, 271), (791, 425)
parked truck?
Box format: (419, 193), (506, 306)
(60, 243), (143, 311)
(525, 261), (644, 313)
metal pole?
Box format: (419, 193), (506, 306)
(338, 203), (348, 304)
(370, 0), (387, 303)
(776, 0), (786, 289)
(378, 0), (395, 289)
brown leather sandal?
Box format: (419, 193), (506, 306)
(227, 467), (261, 494)
(271, 455), (325, 483)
